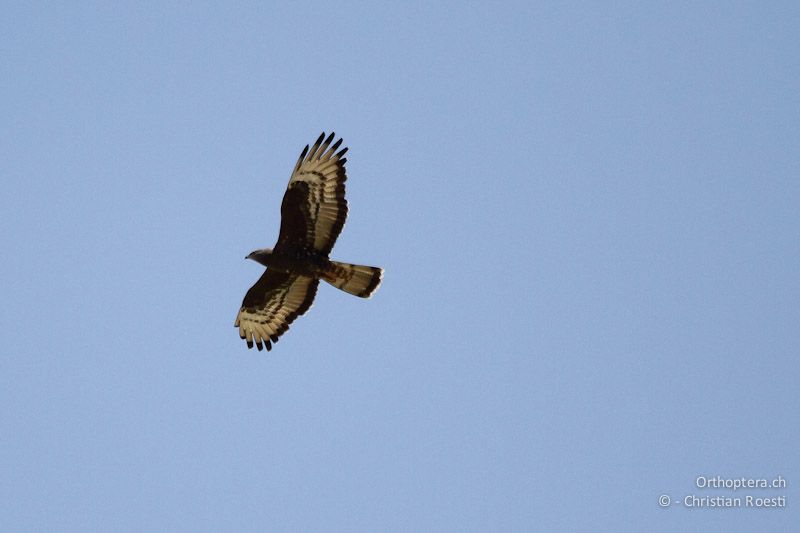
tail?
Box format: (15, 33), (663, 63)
(323, 261), (384, 298)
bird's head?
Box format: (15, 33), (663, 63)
(246, 248), (273, 265)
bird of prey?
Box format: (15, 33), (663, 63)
(235, 133), (383, 351)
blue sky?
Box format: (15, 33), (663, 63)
(1, 2), (798, 531)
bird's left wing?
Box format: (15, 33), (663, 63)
(274, 132), (348, 255)
(235, 270), (319, 351)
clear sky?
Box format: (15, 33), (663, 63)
(1, 2), (798, 532)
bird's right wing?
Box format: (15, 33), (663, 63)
(235, 270), (319, 351)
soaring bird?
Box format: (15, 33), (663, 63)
(235, 133), (383, 351)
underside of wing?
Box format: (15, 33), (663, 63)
(234, 270), (319, 351)
(275, 132), (348, 255)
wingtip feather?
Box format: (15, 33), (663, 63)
(308, 133), (326, 159)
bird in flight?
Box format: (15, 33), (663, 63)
(235, 133), (383, 351)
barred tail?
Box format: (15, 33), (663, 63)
(323, 261), (384, 298)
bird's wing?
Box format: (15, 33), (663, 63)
(235, 270), (319, 351)
(274, 132), (348, 255)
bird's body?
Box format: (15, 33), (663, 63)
(247, 248), (330, 277)
(235, 133), (383, 351)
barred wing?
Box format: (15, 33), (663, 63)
(235, 270), (319, 351)
(275, 132), (348, 255)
